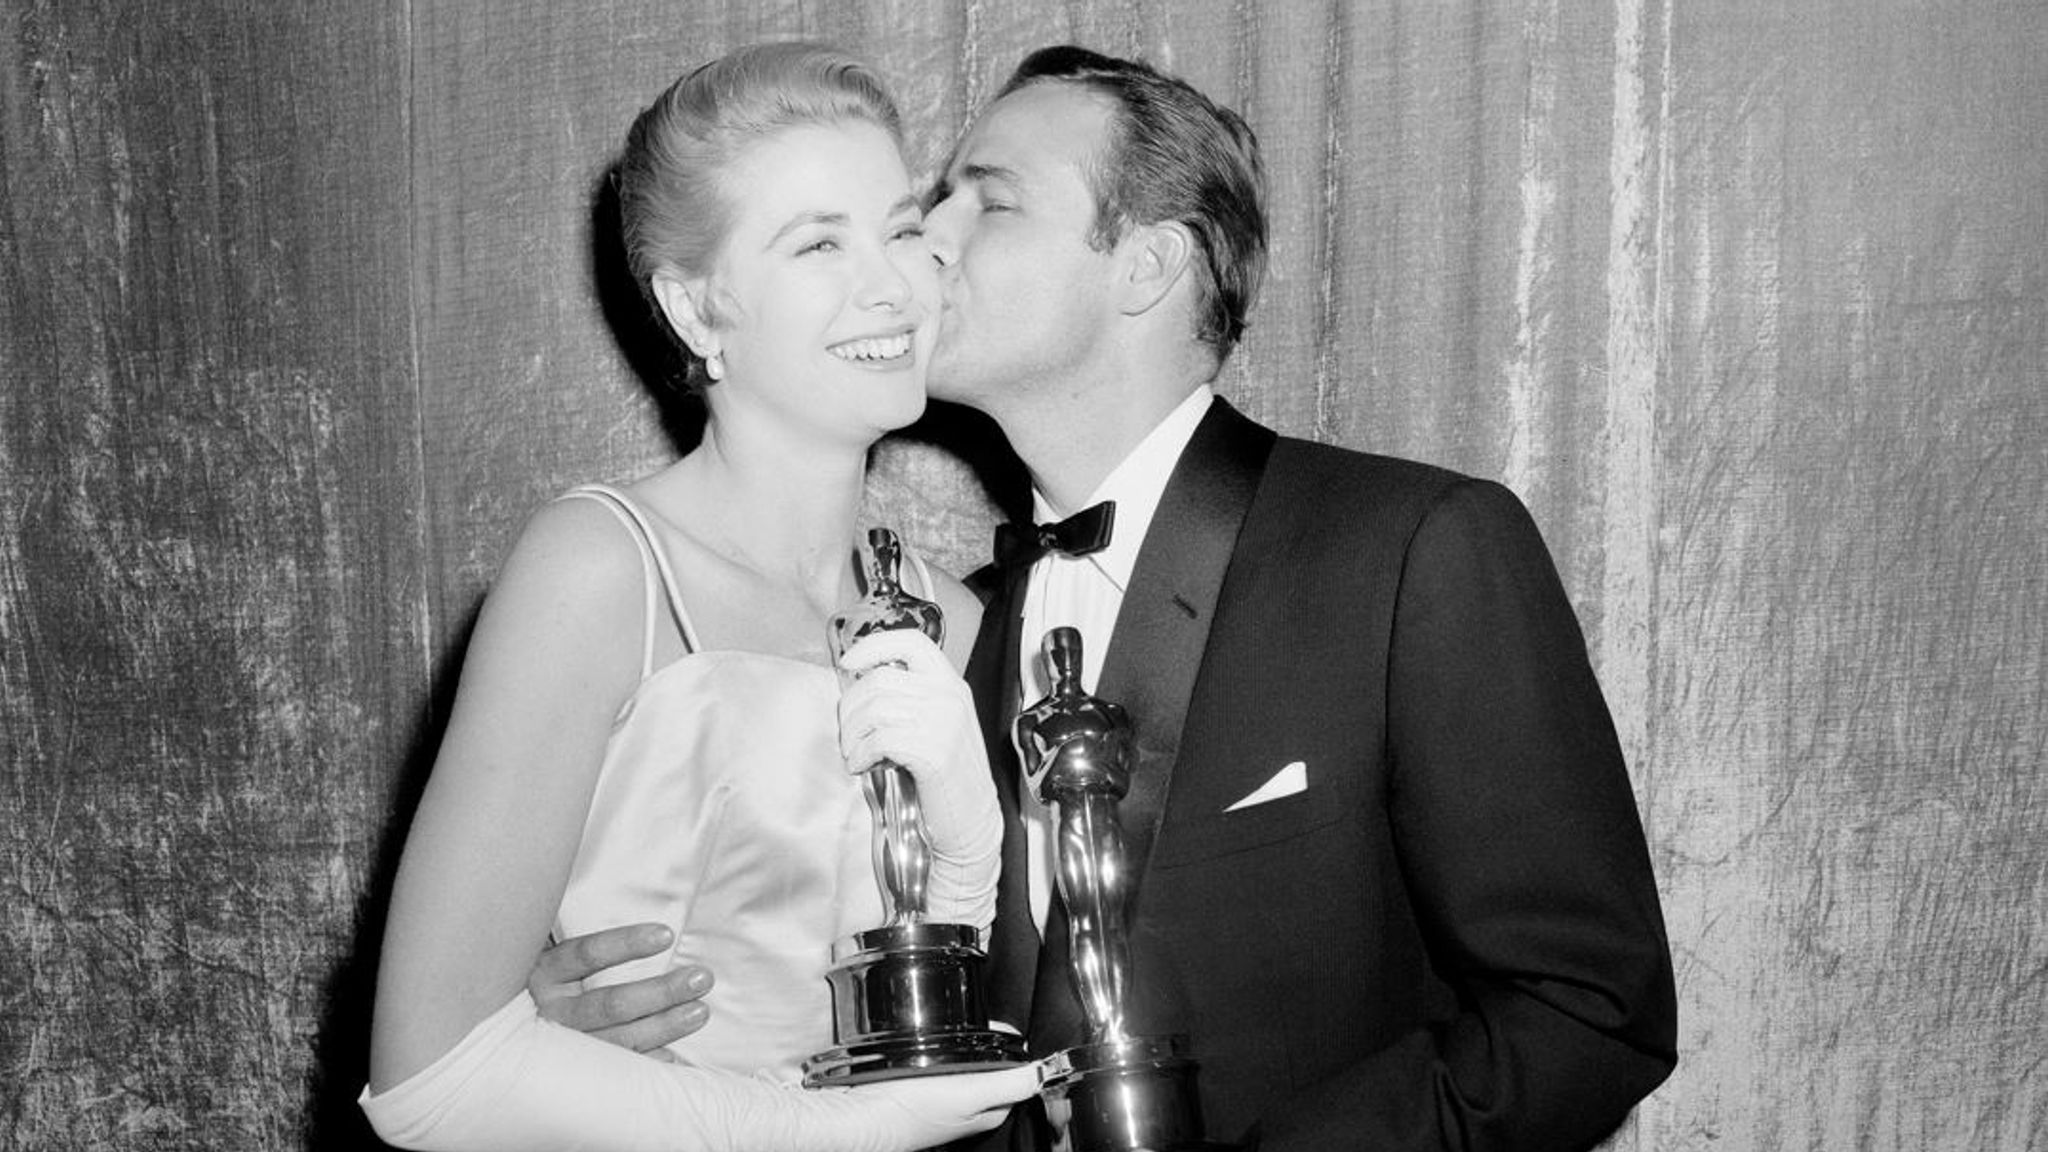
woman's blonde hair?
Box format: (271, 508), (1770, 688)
(618, 42), (904, 383)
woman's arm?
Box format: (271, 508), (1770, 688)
(365, 989), (1039, 1152)
(370, 496), (647, 1090)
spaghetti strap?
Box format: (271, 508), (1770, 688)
(558, 485), (705, 660)
(558, 487), (661, 677)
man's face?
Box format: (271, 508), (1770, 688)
(922, 82), (1124, 415)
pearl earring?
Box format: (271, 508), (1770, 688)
(705, 351), (725, 382)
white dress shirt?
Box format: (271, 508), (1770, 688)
(1015, 384), (1215, 932)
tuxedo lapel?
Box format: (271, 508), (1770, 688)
(980, 399), (1276, 1051)
(966, 558), (1037, 1031)
(1094, 400), (1275, 889)
(965, 560), (1023, 805)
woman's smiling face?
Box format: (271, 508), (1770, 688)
(685, 118), (938, 446)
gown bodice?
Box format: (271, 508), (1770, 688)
(550, 484), (901, 1083)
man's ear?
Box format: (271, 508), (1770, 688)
(1116, 220), (1197, 318)
(650, 270), (719, 359)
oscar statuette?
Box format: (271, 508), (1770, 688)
(1015, 625), (1226, 1151)
(802, 528), (1029, 1085)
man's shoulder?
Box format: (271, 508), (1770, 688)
(1250, 433), (1553, 574)
(1261, 432), (1482, 512)
(1203, 399), (1473, 503)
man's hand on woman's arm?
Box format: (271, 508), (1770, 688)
(529, 923), (713, 1059)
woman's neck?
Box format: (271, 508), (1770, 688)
(671, 414), (869, 597)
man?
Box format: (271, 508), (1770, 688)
(927, 45), (1674, 1149)
(541, 45), (1677, 1150)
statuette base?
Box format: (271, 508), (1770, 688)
(803, 923), (1029, 1086)
(1043, 1035), (1228, 1152)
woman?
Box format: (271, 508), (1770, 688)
(361, 43), (1038, 1150)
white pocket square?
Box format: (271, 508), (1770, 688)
(1224, 761), (1308, 812)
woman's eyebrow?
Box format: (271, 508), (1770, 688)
(764, 210), (846, 248)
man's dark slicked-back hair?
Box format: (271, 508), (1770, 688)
(998, 45), (1268, 361)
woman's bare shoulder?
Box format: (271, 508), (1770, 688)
(499, 490), (644, 589)
(464, 491), (653, 672)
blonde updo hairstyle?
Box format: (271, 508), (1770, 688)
(618, 42), (906, 389)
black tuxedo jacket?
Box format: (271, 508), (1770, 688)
(966, 400), (1676, 1151)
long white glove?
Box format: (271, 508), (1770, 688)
(362, 991), (1040, 1152)
(836, 629), (1002, 935)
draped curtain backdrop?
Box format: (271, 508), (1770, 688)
(3, 1), (2042, 1148)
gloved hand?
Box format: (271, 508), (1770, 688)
(363, 989), (1044, 1152)
(837, 629), (1001, 931)
(817, 1062), (1046, 1152)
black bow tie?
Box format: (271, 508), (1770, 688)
(993, 501), (1117, 568)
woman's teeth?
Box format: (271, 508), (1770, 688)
(830, 333), (912, 362)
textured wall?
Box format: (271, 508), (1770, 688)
(0, 0), (426, 1147)
(2, 1), (2043, 1149)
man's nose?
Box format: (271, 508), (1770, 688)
(924, 197), (960, 268)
